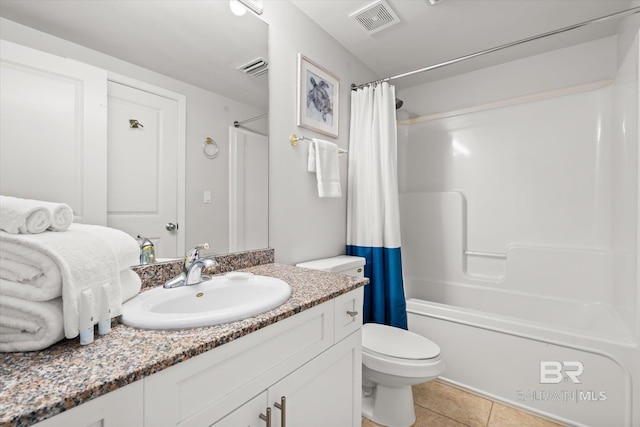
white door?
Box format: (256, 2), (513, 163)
(0, 40), (107, 225)
(229, 127), (268, 252)
(107, 81), (180, 258)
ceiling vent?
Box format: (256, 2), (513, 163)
(349, 0), (400, 34)
(237, 57), (268, 77)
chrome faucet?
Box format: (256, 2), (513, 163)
(164, 243), (218, 289)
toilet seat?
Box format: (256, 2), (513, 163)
(361, 323), (445, 378)
(362, 323), (440, 360)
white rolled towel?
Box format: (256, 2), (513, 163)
(0, 195), (51, 234)
(40, 200), (73, 231)
(0, 196), (73, 234)
(0, 296), (64, 352)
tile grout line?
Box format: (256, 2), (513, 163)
(412, 402), (474, 427)
(486, 402), (494, 427)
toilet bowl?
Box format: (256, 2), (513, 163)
(295, 256), (445, 427)
(362, 323), (445, 427)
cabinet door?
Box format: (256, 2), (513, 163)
(268, 330), (362, 427)
(212, 391), (268, 427)
(32, 381), (143, 427)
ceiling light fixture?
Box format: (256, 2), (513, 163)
(229, 0), (247, 16)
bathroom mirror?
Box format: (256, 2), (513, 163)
(0, 1), (269, 260)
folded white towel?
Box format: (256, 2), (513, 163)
(0, 296), (64, 352)
(0, 224), (139, 338)
(0, 241), (62, 301)
(308, 139), (342, 198)
(0, 225), (139, 302)
(0, 195), (52, 234)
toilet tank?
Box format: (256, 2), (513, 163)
(296, 255), (366, 278)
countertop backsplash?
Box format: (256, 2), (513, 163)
(131, 247), (275, 291)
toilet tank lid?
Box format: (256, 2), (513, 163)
(296, 255), (365, 272)
(362, 323), (440, 360)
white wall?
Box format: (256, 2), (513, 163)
(0, 17), (265, 255)
(398, 36), (618, 119)
(262, 2), (378, 265)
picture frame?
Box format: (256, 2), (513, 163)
(297, 53), (340, 138)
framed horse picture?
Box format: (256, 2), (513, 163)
(297, 53), (340, 138)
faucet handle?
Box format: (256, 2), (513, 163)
(184, 243), (210, 269)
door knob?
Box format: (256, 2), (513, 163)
(166, 222), (178, 231)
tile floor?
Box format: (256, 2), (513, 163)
(362, 380), (565, 427)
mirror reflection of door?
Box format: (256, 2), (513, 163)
(229, 127), (268, 253)
(0, 40), (107, 225)
(106, 81), (181, 259)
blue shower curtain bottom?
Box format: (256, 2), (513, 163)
(346, 245), (408, 329)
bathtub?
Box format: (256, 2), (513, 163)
(396, 31), (640, 426)
(406, 296), (634, 426)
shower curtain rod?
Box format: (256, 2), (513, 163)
(351, 6), (640, 90)
(233, 113), (269, 128)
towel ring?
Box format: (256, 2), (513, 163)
(203, 137), (219, 159)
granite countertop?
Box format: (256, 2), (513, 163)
(0, 263), (368, 427)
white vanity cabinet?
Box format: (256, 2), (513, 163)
(145, 286), (363, 427)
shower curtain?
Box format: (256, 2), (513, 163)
(346, 82), (407, 329)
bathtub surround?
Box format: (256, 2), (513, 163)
(347, 82), (407, 329)
(397, 26), (640, 427)
(0, 258), (368, 427)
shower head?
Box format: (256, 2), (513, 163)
(395, 98), (404, 109)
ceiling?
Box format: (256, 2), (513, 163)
(291, 0), (634, 89)
(0, 0), (268, 109)
(0, 0), (634, 104)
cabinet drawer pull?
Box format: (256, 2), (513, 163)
(346, 310), (358, 317)
(259, 407), (271, 427)
(274, 396), (286, 427)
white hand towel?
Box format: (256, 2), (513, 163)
(308, 139), (342, 198)
(0, 224), (139, 338)
(0, 296), (64, 352)
(0, 195), (51, 234)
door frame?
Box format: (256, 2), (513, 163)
(107, 72), (186, 256)
(228, 126), (268, 253)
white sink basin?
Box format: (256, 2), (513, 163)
(121, 272), (291, 330)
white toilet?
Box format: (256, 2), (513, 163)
(296, 256), (445, 427)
